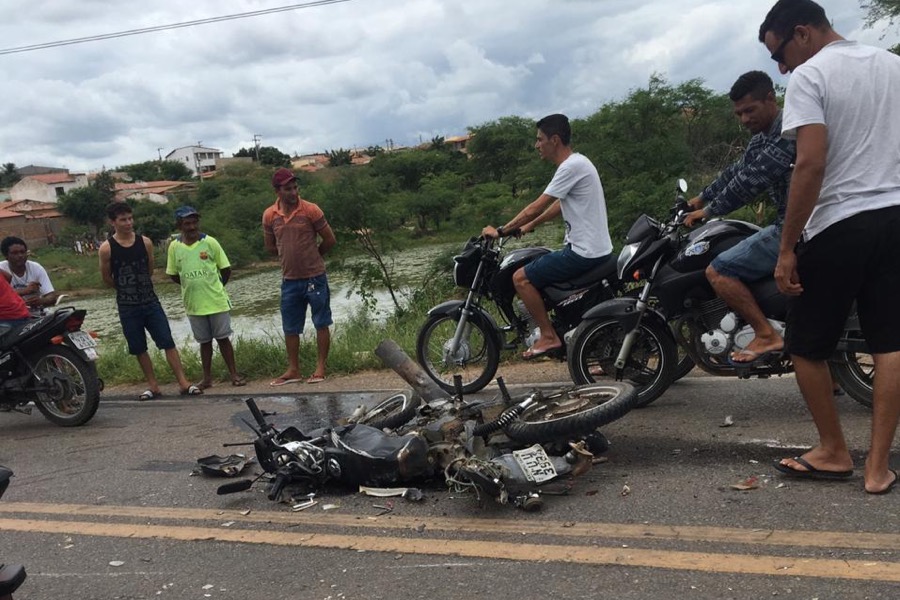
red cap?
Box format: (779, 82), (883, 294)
(272, 167), (296, 188)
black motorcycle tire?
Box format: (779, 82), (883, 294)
(623, 288), (694, 382)
(30, 345), (101, 427)
(503, 382), (638, 443)
(357, 391), (421, 430)
(830, 351), (875, 409)
(567, 317), (677, 408)
(416, 312), (500, 395)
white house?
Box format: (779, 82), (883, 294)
(165, 145), (224, 177)
(9, 172), (89, 204)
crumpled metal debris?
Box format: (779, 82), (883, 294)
(196, 454), (253, 477)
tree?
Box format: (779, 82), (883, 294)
(0, 163), (19, 187)
(326, 148), (353, 167)
(233, 145), (292, 167)
(861, 0), (900, 27)
(466, 116), (537, 190)
(120, 160), (193, 182)
(58, 171), (118, 235)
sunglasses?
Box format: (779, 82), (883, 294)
(770, 29), (796, 64)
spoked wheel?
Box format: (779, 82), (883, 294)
(355, 391), (421, 430)
(503, 382), (638, 443)
(567, 318), (676, 408)
(830, 349), (874, 409)
(416, 313), (500, 395)
(31, 345), (101, 426)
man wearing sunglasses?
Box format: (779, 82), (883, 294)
(760, 0), (900, 494)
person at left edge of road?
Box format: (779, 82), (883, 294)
(99, 201), (203, 400)
(166, 205), (245, 389)
(682, 71), (794, 365)
(0, 235), (58, 316)
(263, 167), (337, 386)
(482, 113), (614, 360)
(0, 270), (31, 328)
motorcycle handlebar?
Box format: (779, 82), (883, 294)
(246, 398), (269, 431)
(267, 472), (289, 501)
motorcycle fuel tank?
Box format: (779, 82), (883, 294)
(670, 220), (760, 273)
(492, 246), (552, 298)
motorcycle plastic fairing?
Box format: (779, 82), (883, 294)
(492, 247), (552, 300)
(579, 297), (671, 334)
(625, 215), (660, 244)
(652, 264), (714, 316)
(670, 221), (757, 274)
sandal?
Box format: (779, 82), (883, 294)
(138, 390), (162, 401)
(306, 374), (326, 384)
(180, 384), (204, 396)
(232, 375), (247, 387)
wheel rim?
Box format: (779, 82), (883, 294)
(579, 322), (665, 387)
(34, 352), (88, 418)
(362, 393), (408, 422)
(520, 385), (623, 424)
(421, 317), (490, 388)
(843, 351), (874, 389)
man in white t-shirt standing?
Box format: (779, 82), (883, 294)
(0, 236), (57, 316)
(483, 113), (613, 359)
(760, 0), (900, 494)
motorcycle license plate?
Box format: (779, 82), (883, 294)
(68, 331), (96, 350)
(512, 444), (557, 483)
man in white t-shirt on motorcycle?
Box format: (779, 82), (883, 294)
(483, 113), (613, 360)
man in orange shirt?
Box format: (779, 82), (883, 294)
(263, 168), (337, 386)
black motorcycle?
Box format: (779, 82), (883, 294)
(416, 233), (618, 394)
(567, 180), (874, 408)
(0, 466), (26, 600)
(0, 307), (102, 426)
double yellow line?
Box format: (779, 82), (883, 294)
(1, 502), (898, 582)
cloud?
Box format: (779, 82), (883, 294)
(0, 0), (896, 171)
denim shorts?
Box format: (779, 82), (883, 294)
(188, 311), (233, 344)
(710, 224), (780, 282)
(524, 245), (613, 289)
(118, 301), (176, 355)
(281, 274), (333, 335)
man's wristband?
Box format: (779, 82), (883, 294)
(496, 226), (505, 237)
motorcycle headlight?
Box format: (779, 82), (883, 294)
(616, 243), (640, 280)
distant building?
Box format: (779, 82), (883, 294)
(165, 145), (224, 177)
(16, 165), (68, 177)
(445, 134), (472, 154)
(9, 171), (89, 204)
(0, 200), (70, 249)
(115, 181), (197, 204)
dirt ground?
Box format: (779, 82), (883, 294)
(103, 357), (573, 400)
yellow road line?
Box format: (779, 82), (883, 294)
(0, 517), (897, 583)
(2, 501), (900, 552)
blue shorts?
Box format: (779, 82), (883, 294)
(281, 274), (333, 335)
(524, 245), (613, 289)
(118, 301), (176, 355)
(710, 224), (780, 283)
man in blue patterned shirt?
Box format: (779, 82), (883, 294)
(683, 70), (794, 364)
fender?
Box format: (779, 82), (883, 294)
(426, 300), (504, 348)
(580, 297), (671, 335)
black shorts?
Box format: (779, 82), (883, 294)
(786, 205), (900, 359)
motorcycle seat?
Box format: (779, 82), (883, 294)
(545, 254), (617, 292)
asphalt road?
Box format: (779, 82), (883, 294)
(1, 375), (898, 600)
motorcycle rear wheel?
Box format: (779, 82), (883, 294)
(356, 391), (421, 430)
(830, 350), (874, 408)
(568, 317), (676, 408)
(416, 313), (500, 395)
(503, 382), (638, 443)
(30, 345), (101, 426)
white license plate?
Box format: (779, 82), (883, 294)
(512, 444), (557, 483)
(68, 331), (96, 350)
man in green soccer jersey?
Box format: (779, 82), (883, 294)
(166, 206), (245, 388)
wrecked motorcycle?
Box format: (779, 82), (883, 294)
(220, 379), (634, 509)
(0, 466), (26, 600)
(0, 307), (101, 426)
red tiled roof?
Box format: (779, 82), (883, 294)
(28, 173), (75, 184)
(0, 208), (25, 219)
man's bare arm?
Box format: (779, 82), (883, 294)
(98, 242), (115, 288)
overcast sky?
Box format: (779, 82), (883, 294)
(1, 0), (896, 173)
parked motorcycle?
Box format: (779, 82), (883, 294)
(567, 179), (874, 408)
(0, 307), (102, 426)
(416, 233), (619, 394)
(0, 466), (26, 600)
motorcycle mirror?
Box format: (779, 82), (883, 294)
(216, 479), (254, 495)
(677, 178), (688, 193)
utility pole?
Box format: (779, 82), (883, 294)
(157, 147), (163, 162)
(253, 134), (262, 162)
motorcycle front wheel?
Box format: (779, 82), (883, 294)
(356, 391), (421, 430)
(416, 313), (500, 395)
(830, 349), (874, 409)
(30, 345), (101, 426)
(503, 382), (638, 443)
(567, 317), (676, 408)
